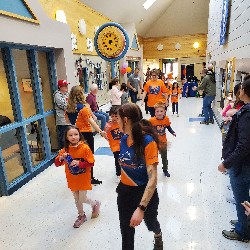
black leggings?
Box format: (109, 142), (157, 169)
(172, 102), (178, 114)
(117, 183), (161, 250)
(113, 151), (121, 176)
(81, 132), (94, 179)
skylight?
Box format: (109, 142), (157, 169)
(143, 0), (156, 10)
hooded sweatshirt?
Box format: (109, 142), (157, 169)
(197, 70), (216, 96)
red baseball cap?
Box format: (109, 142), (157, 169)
(58, 79), (70, 88)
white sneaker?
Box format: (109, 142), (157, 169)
(115, 176), (121, 183)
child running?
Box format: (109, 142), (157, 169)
(105, 107), (124, 183)
(149, 102), (176, 177)
(55, 125), (101, 228)
(171, 80), (182, 116)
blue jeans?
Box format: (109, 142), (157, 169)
(94, 111), (109, 130)
(203, 96), (215, 121)
(129, 90), (138, 103)
(229, 166), (250, 239)
(148, 107), (155, 117)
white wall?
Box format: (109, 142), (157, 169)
(0, 0), (75, 83)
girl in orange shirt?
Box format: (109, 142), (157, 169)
(171, 81), (182, 117)
(55, 125), (101, 228)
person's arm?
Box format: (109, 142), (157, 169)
(196, 77), (208, 91)
(54, 93), (67, 110)
(127, 78), (136, 92)
(87, 117), (108, 140)
(129, 163), (157, 227)
(55, 150), (67, 166)
(166, 126), (176, 136)
(226, 108), (238, 117)
(141, 91), (147, 106)
(86, 103), (97, 121)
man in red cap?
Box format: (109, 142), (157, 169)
(54, 80), (71, 148)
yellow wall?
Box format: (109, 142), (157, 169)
(38, 0), (112, 55)
(142, 34), (207, 59)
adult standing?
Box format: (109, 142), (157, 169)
(218, 77), (250, 242)
(54, 79), (71, 149)
(195, 68), (216, 124)
(86, 84), (109, 130)
(127, 67), (142, 103)
(142, 72), (168, 117)
(117, 103), (163, 250)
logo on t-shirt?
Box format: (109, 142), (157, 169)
(155, 125), (166, 136)
(110, 128), (123, 140)
(149, 86), (160, 95)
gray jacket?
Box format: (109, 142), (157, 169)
(54, 90), (70, 125)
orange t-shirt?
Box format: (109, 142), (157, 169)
(170, 87), (182, 103)
(144, 79), (168, 107)
(149, 116), (171, 145)
(75, 106), (92, 132)
(105, 121), (123, 152)
(55, 142), (94, 191)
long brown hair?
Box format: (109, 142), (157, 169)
(118, 103), (159, 159)
(64, 125), (84, 152)
(67, 86), (86, 113)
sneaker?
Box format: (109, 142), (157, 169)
(230, 220), (238, 226)
(200, 121), (209, 125)
(163, 170), (170, 177)
(91, 200), (101, 218)
(73, 214), (87, 228)
(154, 233), (163, 250)
(91, 178), (102, 185)
(222, 229), (249, 242)
(115, 176), (121, 183)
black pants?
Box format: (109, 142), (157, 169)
(57, 125), (68, 149)
(148, 107), (155, 117)
(117, 183), (161, 250)
(113, 151), (121, 176)
(172, 102), (178, 114)
(81, 132), (94, 179)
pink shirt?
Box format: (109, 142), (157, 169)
(111, 85), (123, 105)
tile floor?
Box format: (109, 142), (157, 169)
(0, 98), (249, 250)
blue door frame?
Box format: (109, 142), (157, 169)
(0, 44), (58, 196)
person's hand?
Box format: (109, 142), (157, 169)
(218, 163), (227, 173)
(59, 153), (68, 161)
(192, 86), (197, 91)
(100, 130), (108, 140)
(173, 133), (176, 137)
(70, 160), (79, 167)
(241, 202), (250, 216)
(130, 207), (144, 228)
(133, 88), (137, 92)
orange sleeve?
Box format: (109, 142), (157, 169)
(165, 116), (171, 126)
(55, 148), (66, 167)
(80, 107), (91, 120)
(145, 141), (158, 166)
(82, 144), (95, 164)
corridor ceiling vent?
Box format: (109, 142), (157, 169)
(143, 0), (156, 10)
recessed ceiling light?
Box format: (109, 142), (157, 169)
(143, 0), (156, 10)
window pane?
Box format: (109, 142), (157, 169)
(0, 52), (14, 124)
(46, 115), (59, 152)
(37, 51), (54, 112)
(26, 120), (45, 166)
(12, 49), (37, 119)
(0, 129), (24, 183)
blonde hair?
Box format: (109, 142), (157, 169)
(154, 101), (166, 110)
(67, 86), (86, 113)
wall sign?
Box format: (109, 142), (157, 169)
(220, 0), (230, 45)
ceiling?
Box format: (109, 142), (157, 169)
(79, 0), (209, 38)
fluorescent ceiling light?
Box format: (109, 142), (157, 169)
(143, 0), (156, 10)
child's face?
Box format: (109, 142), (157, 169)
(111, 114), (119, 123)
(66, 128), (80, 145)
(155, 107), (165, 119)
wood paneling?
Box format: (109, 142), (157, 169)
(142, 34), (207, 59)
(38, 0), (111, 55)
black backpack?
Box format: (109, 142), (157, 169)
(0, 115), (11, 127)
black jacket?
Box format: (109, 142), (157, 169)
(222, 103), (250, 170)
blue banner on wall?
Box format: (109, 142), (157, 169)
(220, 0), (230, 45)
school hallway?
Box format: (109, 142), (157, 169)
(0, 98), (248, 250)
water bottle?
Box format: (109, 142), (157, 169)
(65, 155), (79, 174)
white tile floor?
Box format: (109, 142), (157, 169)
(0, 98), (249, 250)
